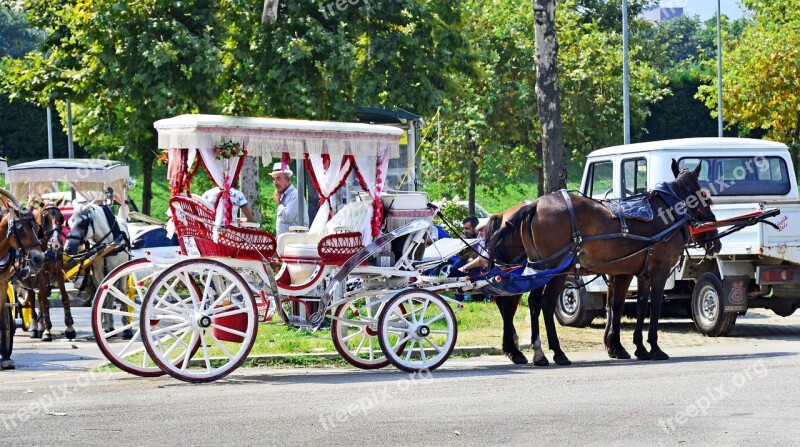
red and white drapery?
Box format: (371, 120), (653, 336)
(197, 147), (246, 239)
(305, 147), (353, 235)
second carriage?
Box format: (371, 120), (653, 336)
(96, 114), (482, 382)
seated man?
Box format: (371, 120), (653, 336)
(449, 215), (489, 302)
(202, 186), (255, 223)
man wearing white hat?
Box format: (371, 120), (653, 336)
(271, 162), (308, 235)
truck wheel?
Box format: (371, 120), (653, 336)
(555, 278), (598, 328)
(771, 301), (797, 317)
(691, 272), (737, 337)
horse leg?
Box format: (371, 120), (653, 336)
(605, 274), (633, 359)
(647, 281), (669, 360)
(633, 276), (651, 360)
(495, 294), (528, 364)
(39, 276), (53, 342)
(0, 282), (15, 369)
(26, 288), (41, 339)
(541, 277), (571, 365)
(57, 264), (76, 339)
(528, 287), (548, 366)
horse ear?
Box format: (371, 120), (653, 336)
(671, 159), (680, 178)
(55, 197), (65, 207)
(693, 162), (702, 177)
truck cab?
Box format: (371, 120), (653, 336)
(559, 138), (800, 336)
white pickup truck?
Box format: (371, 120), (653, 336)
(557, 137), (800, 336)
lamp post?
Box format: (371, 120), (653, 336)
(716, 0), (724, 137)
(622, 0), (630, 145)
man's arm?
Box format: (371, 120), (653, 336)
(277, 188), (298, 223)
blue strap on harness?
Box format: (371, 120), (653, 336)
(473, 253), (576, 297)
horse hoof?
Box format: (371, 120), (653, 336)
(533, 356), (550, 366)
(635, 348), (651, 360)
(122, 329), (134, 340)
(506, 351), (528, 365)
(650, 349), (669, 361)
(553, 352), (572, 366)
(608, 348), (631, 359)
(0, 359), (15, 370)
(65, 329), (77, 340)
(41, 333), (53, 342)
(30, 330), (40, 339)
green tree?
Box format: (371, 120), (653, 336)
(696, 1), (800, 164)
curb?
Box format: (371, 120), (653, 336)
(215, 344), (537, 366)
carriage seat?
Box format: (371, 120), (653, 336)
(278, 200), (372, 259)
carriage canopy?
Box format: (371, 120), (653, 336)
(6, 158), (130, 204)
(155, 114), (405, 239)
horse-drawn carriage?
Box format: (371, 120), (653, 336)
(91, 114), (519, 382)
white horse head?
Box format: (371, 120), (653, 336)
(65, 202), (129, 255)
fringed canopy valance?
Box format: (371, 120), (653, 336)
(154, 114), (404, 162)
(6, 158), (130, 199)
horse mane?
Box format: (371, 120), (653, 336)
(487, 202), (536, 267)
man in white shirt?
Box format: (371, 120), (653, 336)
(271, 162), (308, 235)
(202, 186), (255, 222)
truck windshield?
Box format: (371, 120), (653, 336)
(678, 156), (790, 196)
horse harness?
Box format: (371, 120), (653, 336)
(66, 205), (130, 280)
(553, 186), (692, 279)
(0, 211), (44, 280)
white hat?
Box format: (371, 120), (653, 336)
(476, 217), (490, 230)
(270, 162), (293, 177)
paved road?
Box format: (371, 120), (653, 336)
(1, 308), (799, 446)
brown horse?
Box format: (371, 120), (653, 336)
(19, 200), (74, 341)
(488, 160), (720, 365)
(0, 197), (47, 370)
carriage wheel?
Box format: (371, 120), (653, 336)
(92, 259), (165, 377)
(331, 297), (407, 369)
(9, 284), (32, 333)
(141, 259), (258, 383)
(377, 289), (457, 373)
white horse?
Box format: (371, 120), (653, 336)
(65, 202), (131, 334)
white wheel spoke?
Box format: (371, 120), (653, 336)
(210, 323), (247, 339)
(353, 333), (367, 356)
(405, 340), (416, 362)
(99, 308), (137, 319)
(180, 331), (200, 371)
(150, 321), (190, 337)
(208, 332), (237, 362)
(423, 337), (443, 353)
(200, 334), (212, 372)
(342, 328), (366, 342)
(428, 329), (450, 334)
(424, 312), (446, 326)
(212, 307), (248, 319)
(420, 299), (430, 321)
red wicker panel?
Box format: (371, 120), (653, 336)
(170, 196), (276, 260)
(317, 231), (364, 265)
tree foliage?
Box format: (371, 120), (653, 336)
(696, 0), (800, 164)
(1, 0), (468, 213)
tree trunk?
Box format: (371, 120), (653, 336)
(468, 138), (476, 216)
(240, 156), (261, 222)
(142, 160), (153, 216)
(534, 0), (567, 194)
(262, 0), (279, 25)
(536, 141), (544, 198)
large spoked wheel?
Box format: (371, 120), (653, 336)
(331, 297), (407, 369)
(92, 259), (164, 377)
(378, 289), (457, 373)
(141, 259), (258, 383)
